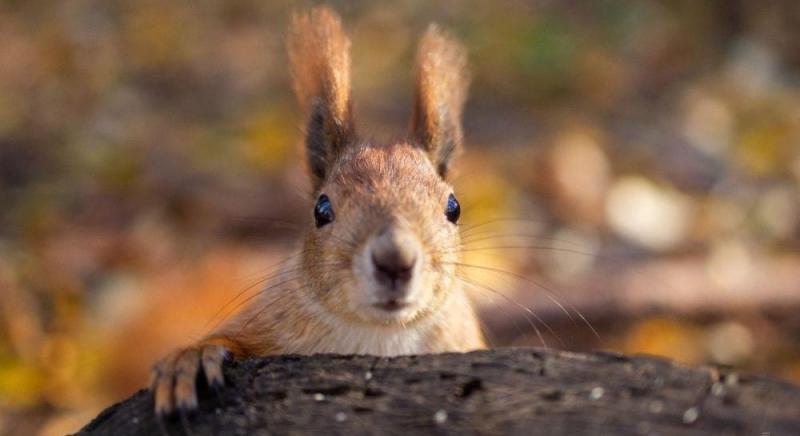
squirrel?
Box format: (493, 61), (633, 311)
(149, 6), (486, 416)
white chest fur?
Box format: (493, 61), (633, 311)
(279, 305), (438, 356)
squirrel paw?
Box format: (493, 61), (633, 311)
(149, 344), (230, 416)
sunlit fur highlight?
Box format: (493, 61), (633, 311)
(412, 25), (469, 177)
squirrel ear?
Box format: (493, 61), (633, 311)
(411, 25), (469, 179)
(288, 7), (356, 191)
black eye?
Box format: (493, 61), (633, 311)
(445, 193), (460, 224)
(314, 194), (335, 228)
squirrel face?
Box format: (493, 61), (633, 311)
(289, 8), (469, 327)
(303, 143), (460, 325)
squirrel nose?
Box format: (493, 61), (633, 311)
(370, 227), (419, 289)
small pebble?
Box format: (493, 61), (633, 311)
(711, 383), (725, 397)
(653, 376), (665, 388)
(648, 400), (664, 414)
(725, 373), (739, 386)
(433, 409), (448, 425)
(335, 412), (347, 422)
(314, 393), (325, 402)
(636, 421), (650, 435)
(589, 386), (604, 400)
(682, 407), (700, 424)
(131, 417), (139, 424)
(215, 408), (222, 415)
(365, 371), (373, 381)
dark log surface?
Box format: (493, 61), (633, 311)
(79, 348), (800, 435)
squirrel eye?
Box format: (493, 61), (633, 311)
(314, 194), (335, 228)
(445, 193), (460, 224)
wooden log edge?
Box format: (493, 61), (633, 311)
(79, 348), (800, 435)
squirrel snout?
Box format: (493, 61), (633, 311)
(370, 227), (419, 290)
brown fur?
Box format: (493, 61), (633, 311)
(150, 6), (485, 415)
(288, 7), (355, 189)
(412, 25), (469, 177)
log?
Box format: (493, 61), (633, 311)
(79, 348), (800, 435)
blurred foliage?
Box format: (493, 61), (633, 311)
(1, 1), (800, 434)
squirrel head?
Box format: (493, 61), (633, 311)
(289, 7), (469, 326)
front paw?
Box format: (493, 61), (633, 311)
(149, 344), (230, 416)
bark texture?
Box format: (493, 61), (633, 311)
(80, 348), (800, 435)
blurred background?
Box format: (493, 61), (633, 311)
(1, 0), (800, 434)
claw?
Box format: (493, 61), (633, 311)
(174, 349), (200, 411)
(201, 345), (227, 389)
(154, 370), (175, 416)
(150, 344), (231, 416)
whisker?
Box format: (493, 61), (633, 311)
(459, 233), (587, 249)
(466, 285), (514, 349)
(238, 273), (352, 333)
(236, 283), (309, 332)
(203, 274), (305, 335)
(458, 217), (552, 235)
(237, 248), (311, 282)
(454, 274), (556, 348)
(203, 262), (309, 333)
(443, 230), (676, 339)
(205, 261), (349, 334)
(445, 244), (598, 258)
(448, 261), (600, 340)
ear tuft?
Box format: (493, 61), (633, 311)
(288, 7), (355, 190)
(411, 24), (469, 178)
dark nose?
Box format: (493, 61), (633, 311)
(371, 227), (418, 289)
(372, 251), (415, 287)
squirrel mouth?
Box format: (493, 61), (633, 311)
(373, 299), (410, 312)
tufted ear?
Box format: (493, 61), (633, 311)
(288, 7), (356, 191)
(411, 25), (469, 179)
